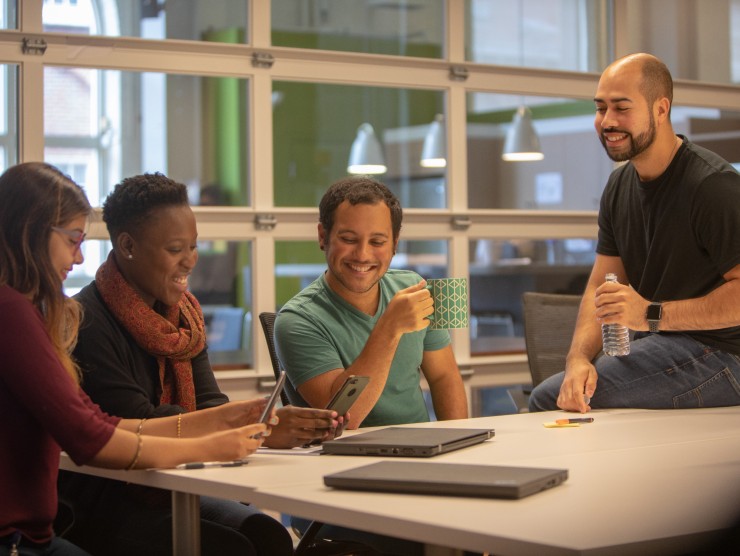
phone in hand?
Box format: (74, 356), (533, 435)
(302, 375), (370, 448)
(258, 371), (286, 425)
(325, 375), (369, 415)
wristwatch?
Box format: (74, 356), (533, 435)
(647, 302), (663, 333)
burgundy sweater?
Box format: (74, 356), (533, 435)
(0, 285), (119, 543)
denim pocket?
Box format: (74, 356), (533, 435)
(673, 367), (740, 408)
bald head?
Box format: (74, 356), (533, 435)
(604, 53), (673, 116)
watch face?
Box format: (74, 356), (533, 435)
(647, 303), (662, 320)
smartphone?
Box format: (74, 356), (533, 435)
(258, 371), (286, 424)
(325, 375), (369, 415)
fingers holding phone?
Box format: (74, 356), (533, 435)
(254, 371), (286, 438)
(326, 375), (370, 419)
(301, 376), (369, 447)
(330, 411), (350, 440)
(263, 406), (338, 448)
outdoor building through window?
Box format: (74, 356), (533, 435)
(1, 0), (736, 387)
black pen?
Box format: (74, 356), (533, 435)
(175, 460), (248, 470)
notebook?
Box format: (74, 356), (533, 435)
(324, 461), (568, 499)
(320, 427), (494, 457)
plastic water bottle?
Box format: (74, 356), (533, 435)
(602, 273), (630, 356)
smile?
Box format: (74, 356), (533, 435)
(347, 263), (375, 272)
(604, 133), (628, 142)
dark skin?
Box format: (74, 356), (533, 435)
(112, 202), (346, 448)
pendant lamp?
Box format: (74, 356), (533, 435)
(347, 123), (387, 175)
(501, 106), (544, 161)
(420, 114), (446, 168)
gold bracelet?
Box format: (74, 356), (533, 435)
(126, 434), (143, 471)
(137, 418), (147, 435)
(177, 413), (182, 438)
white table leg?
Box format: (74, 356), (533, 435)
(172, 491), (201, 556)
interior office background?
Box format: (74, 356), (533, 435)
(5, 0), (740, 414)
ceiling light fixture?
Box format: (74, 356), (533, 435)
(501, 105), (544, 161)
(420, 113), (446, 168)
(347, 123), (387, 175)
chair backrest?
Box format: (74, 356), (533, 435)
(257, 312), (377, 555)
(522, 292), (581, 387)
(257, 312), (307, 407)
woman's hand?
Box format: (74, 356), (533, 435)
(330, 413), (349, 440)
(213, 399), (268, 429)
(97, 422), (270, 469)
(262, 406), (339, 449)
(202, 422), (267, 461)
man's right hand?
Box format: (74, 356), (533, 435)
(557, 358), (598, 413)
(263, 406), (339, 448)
(380, 280), (434, 335)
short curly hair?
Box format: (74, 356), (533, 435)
(319, 176), (402, 242)
(103, 173), (189, 242)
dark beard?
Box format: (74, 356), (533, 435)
(600, 112), (656, 162)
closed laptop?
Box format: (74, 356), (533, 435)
(321, 427), (494, 457)
(324, 461), (568, 499)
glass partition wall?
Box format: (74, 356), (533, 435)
(5, 0), (740, 378)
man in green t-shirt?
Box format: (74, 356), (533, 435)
(276, 176), (468, 428)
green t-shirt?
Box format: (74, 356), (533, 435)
(275, 269), (451, 427)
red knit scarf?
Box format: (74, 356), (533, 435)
(95, 252), (205, 412)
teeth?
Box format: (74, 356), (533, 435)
(174, 276), (188, 284)
(348, 264), (372, 272)
(606, 134), (626, 142)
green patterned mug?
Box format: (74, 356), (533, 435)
(426, 278), (469, 330)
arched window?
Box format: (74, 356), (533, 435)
(43, 0), (122, 289)
(42, 0), (122, 207)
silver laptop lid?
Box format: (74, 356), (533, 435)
(324, 461), (568, 499)
(321, 427), (494, 457)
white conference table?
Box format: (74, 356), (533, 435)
(60, 407), (740, 555)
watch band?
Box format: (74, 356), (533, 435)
(647, 302), (662, 333)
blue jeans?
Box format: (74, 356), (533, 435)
(529, 333), (740, 411)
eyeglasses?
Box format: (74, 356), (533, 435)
(52, 226), (87, 254)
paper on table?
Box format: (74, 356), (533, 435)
(257, 445), (324, 455)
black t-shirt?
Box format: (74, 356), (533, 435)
(598, 136), (740, 355)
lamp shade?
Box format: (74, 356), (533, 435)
(347, 123), (387, 175)
(420, 114), (446, 168)
(502, 106), (544, 161)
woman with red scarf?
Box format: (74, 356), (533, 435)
(0, 163), (272, 556)
(58, 173), (340, 556)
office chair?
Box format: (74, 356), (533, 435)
(257, 311), (290, 407)
(257, 312), (378, 556)
(508, 292), (581, 412)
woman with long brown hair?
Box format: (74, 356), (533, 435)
(0, 163), (272, 556)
